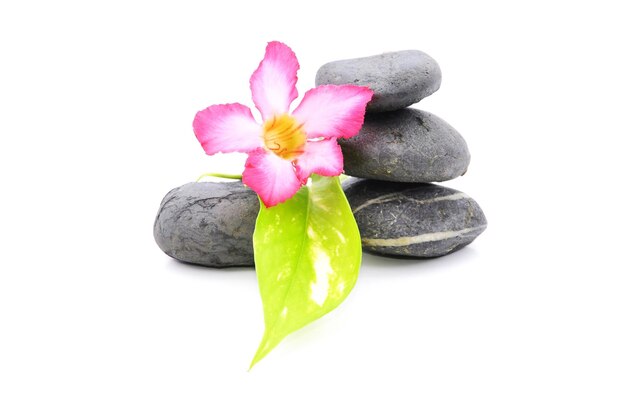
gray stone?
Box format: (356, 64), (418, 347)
(154, 179), (486, 266)
(315, 50), (442, 112)
(343, 179), (487, 258)
(153, 181), (258, 268)
(340, 108), (470, 183)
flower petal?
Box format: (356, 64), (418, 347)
(295, 138), (343, 181)
(243, 149), (303, 207)
(250, 41), (300, 120)
(193, 103), (262, 155)
(292, 85), (373, 139)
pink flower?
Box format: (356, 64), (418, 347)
(193, 41), (373, 207)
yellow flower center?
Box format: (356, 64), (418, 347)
(262, 114), (307, 160)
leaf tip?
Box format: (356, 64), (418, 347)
(248, 338), (270, 370)
(249, 330), (287, 370)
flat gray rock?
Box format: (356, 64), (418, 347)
(315, 50), (441, 112)
(344, 180), (487, 258)
(153, 181), (258, 267)
(340, 108), (470, 182)
(154, 179), (486, 266)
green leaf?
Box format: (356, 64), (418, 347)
(250, 175), (362, 368)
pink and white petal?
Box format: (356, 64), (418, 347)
(292, 85), (373, 139)
(295, 138), (344, 181)
(242, 149), (303, 207)
(193, 103), (262, 155)
(250, 41), (300, 120)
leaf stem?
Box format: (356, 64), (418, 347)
(196, 172), (243, 182)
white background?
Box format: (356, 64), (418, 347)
(1, 0), (625, 414)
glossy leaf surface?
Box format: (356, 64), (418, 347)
(250, 175), (361, 368)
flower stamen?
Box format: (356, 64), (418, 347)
(262, 114), (307, 160)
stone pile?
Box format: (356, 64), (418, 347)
(154, 50), (487, 267)
(318, 50), (486, 258)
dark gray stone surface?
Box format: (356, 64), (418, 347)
(153, 181), (258, 267)
(154, 179), (486, 266)
(340, 108), (471, 183)
(315, 50), (441, 112)
(343, 180), (487, 258)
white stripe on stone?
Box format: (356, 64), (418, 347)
(362, 225), (486, 247)
(352, 191), (470, 214)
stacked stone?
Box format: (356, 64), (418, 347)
(153, 50), (487, 267)
(316, 50), (487, 258)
